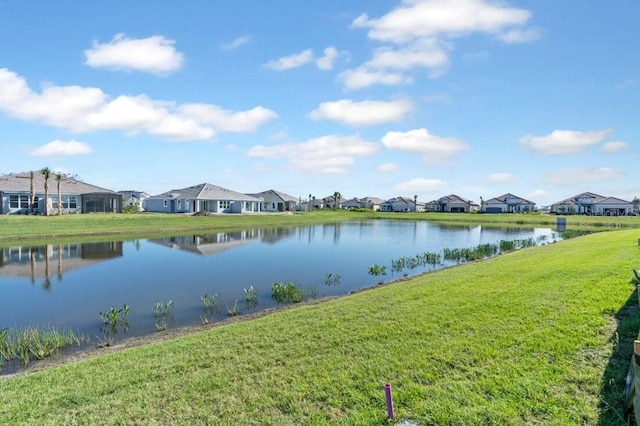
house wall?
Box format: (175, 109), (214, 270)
(145, 198), (173, 213)
(2, 192), (85, 215)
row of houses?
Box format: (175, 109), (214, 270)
(1, 171), (637, 216)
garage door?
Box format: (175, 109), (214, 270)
(485, 207), (503, 213)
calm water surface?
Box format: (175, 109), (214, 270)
(0, 220), (558, 342)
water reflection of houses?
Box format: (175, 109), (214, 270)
(148, 228), (295, 255)
(0, 242), (123, 282)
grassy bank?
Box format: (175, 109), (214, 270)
(1, 229), (639, 424)
(1, 211), (638, 244)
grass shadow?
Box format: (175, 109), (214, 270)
(599, 280), (640, 425)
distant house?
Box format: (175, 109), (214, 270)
(380, 197), (425, 212)
(550, 192), (634, 216)
(119, 190), (150, 212)
(342, 197), (385, 211)
(247, 189), (298, 212)
(0, 171), (122, 214)
(145, 183), (261, 214)
(322, 194), (345, 209)
(341, 198), (361, 210)
(427, 194), (479, 213)
(303, 197), (323, 211)
(482, 193), (536, 213)
(341, 197), (384, 210)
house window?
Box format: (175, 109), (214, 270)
(65, 196), (78, 209)
(163, 200), (168, 207)
(219, 201), (230, 209)
(9, 195), (29, 208)
(177, 200), (181, 209)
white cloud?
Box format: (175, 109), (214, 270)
(497, 28), (541, 44)
(338, 67), (412, 90)
(377, 163), (398, 173)
(179, 104), (277, 132)
(84, 34), (184, 75)
(352, 0), (533, 43)
(264, 49), (314, 71)
(0, 68), (276, 141)
(220, 35), (250, 50)
(29, 140), (92, 157)
(381, 128), (468, 164)
(601, 140), (628, 154)
(309, 99), (412, 127)
(366, 39), (449, 75)
(316, 47), (339, 70)
(520, 129), (612, 154)
(247, 135), (379, 174)
(486, 172), (516, 183)
(544, 167), (625, 185)
(345, 0), (537, 89)
(394, 178), (448, 194)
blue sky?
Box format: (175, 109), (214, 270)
(0, 0), (637, 207)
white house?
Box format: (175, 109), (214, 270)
(482, 193), (536, 213)
(247, 189), (299, 212)
(550, 192), (634, 216)
(119, 190), (150, 212)
(380, 197), (425, 212)
(427, 194), (479, 213)
(0, 171), (122, 214)
(145, 183), (262, 214)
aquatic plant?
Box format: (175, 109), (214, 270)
(201, 293), (220, 324)
(99, 304), (129, 328)
(153, 300), (174, 331)
(0, 326), (85, 366)
(227, 300), (240, 316)
(272, 282), (304, 304)
(368, 264), (387, 283)
(324, 272), (341, 287)
(244, 286), (258, 307)
(97, 305), (129, 345)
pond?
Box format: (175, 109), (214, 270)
(0, 220), (559, 365)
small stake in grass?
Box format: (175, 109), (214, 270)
(384, 383), (395, 420)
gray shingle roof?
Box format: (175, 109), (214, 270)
(0, 171), (118, 195)
(149, 183), (261, 202)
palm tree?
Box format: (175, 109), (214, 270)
(333, 191), (342, 210)
(56, 173), (63, 215)
(413, 194), (418, 212)
(29, 171), (35, 215)
(308, 194), (312, 212)
(633, 196), (640, 215)
(41, 167), (51, 216)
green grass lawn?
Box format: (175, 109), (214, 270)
(1, 229), (639, 425)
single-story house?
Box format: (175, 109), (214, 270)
(482, 193), (536, 213)
(247, 189), (299, 212)
(550, 192), (634, 216)
(342, 197), (385, 211)
(119, 190), (150, 212)
(427, 194), (479, 213)
(145, 183), (262, 214)
(380, 197), (426, 212)
(322, 194), (345, 209)
(0, 171), (122, 214)
(301, 197), (323, 211)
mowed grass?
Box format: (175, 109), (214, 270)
(1, 230), (639, 425)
